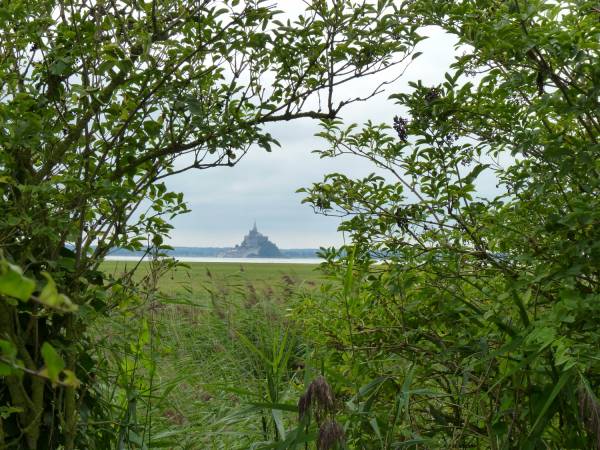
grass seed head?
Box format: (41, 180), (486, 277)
(298, 391), (311, 420)
(579, 384), (600, 449)
(299, 375), (335, 421)
(309, 375), (334, 413)
(317, 419), (345, 450)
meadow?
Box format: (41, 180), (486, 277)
(97, 260), (323, 449)
(101, 260), (322, 299)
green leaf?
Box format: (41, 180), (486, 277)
(0, 406), (24, 420)
(62, 370), (81, 388)
(370, 417), (382, 439)
(41, 342), (65, 383)
(528, 371), (572, 438)
(236, 331), (271, 367)
(185, 97), (203, 115)
(0, 363), (12, 376)
(49, 58), (69, 75)
(38, 273), (78, 312)
(463, 164), (490, 185)
(0, 339), (17, 360)
(0, 262), (35, 301)
(272, 408), (286, 440)
(248, 402), (298, 412)
(0, 340), (17, 376)
(392, 438), (433, 448)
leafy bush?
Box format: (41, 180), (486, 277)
(0, 1), (418, 447)
(298, 0), (600, 448)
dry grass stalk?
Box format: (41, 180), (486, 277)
(244, 282), (258, 307)
(317, 420), (345, 450)
(579, 382), (600, 449)
(298, 375), (335, 422)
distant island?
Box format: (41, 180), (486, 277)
(107, 224), (318, 259)
(220, 223), (282, 258)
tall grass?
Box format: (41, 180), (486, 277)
(96, 260), (320, 448)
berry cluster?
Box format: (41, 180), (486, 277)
(393, 116), (409, 142)
(424, 87), (441, 103)
(444, 133), (459, 145)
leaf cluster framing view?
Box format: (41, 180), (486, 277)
(0, 0), (599, 448)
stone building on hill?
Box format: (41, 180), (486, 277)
(221, 223), (282, 258)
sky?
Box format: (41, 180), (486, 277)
(164, 8), (462, 249)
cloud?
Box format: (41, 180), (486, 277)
(164, 17), (464, 248)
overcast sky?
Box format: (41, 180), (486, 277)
(164, 9), (462, 249)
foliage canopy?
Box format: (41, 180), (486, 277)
(0, 0), (417, 447)
(298, 0), (600, 448)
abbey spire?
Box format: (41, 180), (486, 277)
(221, 223), (282, 258)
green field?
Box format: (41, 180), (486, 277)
(101, 260), (322, 298)
(97, 260), (324, 449)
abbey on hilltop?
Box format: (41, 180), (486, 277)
(221, 222), (282, 258)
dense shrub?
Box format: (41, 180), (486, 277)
(298, 1), (600, 447)
(0, 1), (416, 447)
